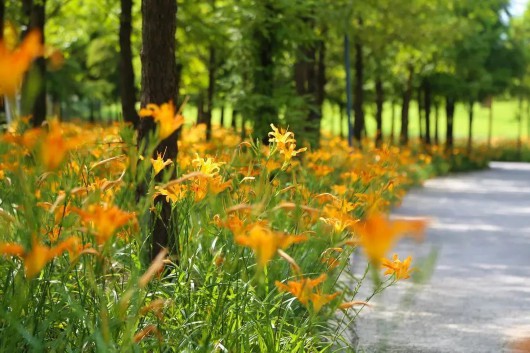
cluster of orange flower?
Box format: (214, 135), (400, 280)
(0, 29), (430, 314)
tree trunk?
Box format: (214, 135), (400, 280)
(445, 96), (455, 152)
(27, 0), (46, 127)
(294, 24), (326, 147)
(390, 100), (395, 144)
(487, 98), (493, 149)
(204, 46), (215, 140)
(219, 105), (225, 127)
(400, 66), (413, 145)
(517, 96), (523, 159)
(0, 0), (4, 41)
(251, 1), (278, 143)
(353, 21), (364, 144)
(417, 83), (423, 142)
(434, 100), (439, 145)
(119, 0), (139, 127)
(374, 75), (383, 146)
(467, 100), (474, 154)
(339, 104), (345, 138)
(139, 0), (179, 260)
(312, 36), (326, 145)
(231, 109), (237, 130)
(423, 79), (431, 145)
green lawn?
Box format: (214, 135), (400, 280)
(320, 100), (529, 141)
(183, 99), (529, 142)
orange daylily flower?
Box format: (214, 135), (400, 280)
(234, 223), (306, 267)
(150, 153), (173, 176)
(275, 274), (339, 312)
(381, 254), (413, 280)
(0, 30), (44, 96)
(40, 119), (80, 170)
(353, 213), (426, 263)
(74, 204), (136, 245)
(268, 124), (307, 162)
(0, 237), (82, 278)
(311, 290), (340, 313)
(139, 101), (184, 140)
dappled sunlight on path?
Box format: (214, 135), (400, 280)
(357, 162), (530, 353)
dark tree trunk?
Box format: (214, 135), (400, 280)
(467, 100), (474, 153)
(204, 46), (216, 140)
(434, 100), (440, 145)
(400, 67), (413, 145)
(487, 97), (493, 149)
(417, 84), (423, 142)
(293, 22), (326, 147)
(251, 2), (278, 143)
(306, 35), (326, 147)
(139, 0), (179, 260)
(231, 109), (238, 130)
(353, 21), (364, 143)
(445, 96), (455, 151)
(517, 96), (523, 158)
(312, 36), (326, 145)
(119, 0), (139, 127)
(374, 75), (383, 146)
(0, 0), (4, 41)
(390, 100), (395, 144)
(27, 0), (46, 127)
(423, 79), (431, 145)
(196, 94), (204, 124)
(219, 105), (225, 127)
(339, 104), (345, 139)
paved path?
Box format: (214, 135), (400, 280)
(356, 162), (530, 353)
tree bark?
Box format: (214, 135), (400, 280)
(139, 0), (179, 260)
(434, 100), (439, 145)
(251, 1), (278, 143)
(417, 83), (423, 142)
(445, 96), (455, 152)
(467, 100), (474, 154)
(390, 100), (395, 144)
(353, 21), (364, 144)
(26, 0), (46, 127)
(0, 0), (4, 41)
(204, 46), (216, 140)
(400, 66), (413, 145)
(423, 79), (431, 145)
(517, 96), (523, 158)
(231, 109), (237, 130)
(219, 105), (225, 127)
(119, 0), (139, 127)
(374, 75), (383, 146)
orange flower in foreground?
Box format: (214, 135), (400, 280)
(235, 223), (306, 267)
(74, 204), (136, 245)
(151, 153), (173, 176)
(139, 102), (184, 140)
(381, 254), (413, 280)
(0, 237), (82, 278)
(0, 30), (43, 96)
(354, 213), (426, 263)
(275, 274), (339, 312)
